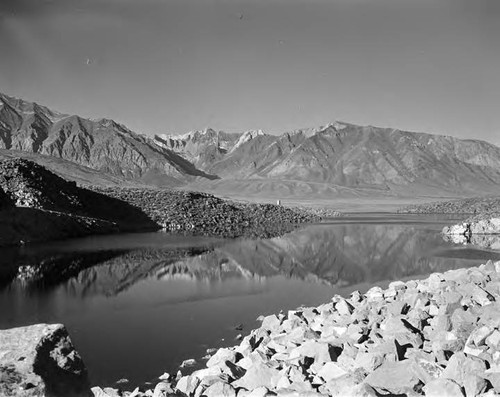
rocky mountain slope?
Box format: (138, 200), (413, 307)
(0, 149), (148, 188)
(0, 92), (216, 186)
(3, 91), (500, 197)
(174, 123), (500, 196)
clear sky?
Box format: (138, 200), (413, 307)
(1, 0), (499, 144)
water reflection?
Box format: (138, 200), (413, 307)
(3, 219), (498, 297)
(1, 215), (499, 388)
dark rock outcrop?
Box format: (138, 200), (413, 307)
(91, 187), (319, 239)
(0, 186), (13, 210)
(0, 323), (91, 397)
(0, 158), (158, 232)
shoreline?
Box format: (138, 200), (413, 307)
(137, 259), (500, 397)
(4, 258), (500, 396)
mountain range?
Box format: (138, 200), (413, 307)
(2, 91), (500, 199)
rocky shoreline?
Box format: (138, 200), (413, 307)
(442, 217), (500, 250)
(4, 260), (500, 396)
(89, 187), (324, 239)
(398, 196), (500, 216)
(0, 158), (326, 247)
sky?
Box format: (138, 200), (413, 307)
(1, 0), (499, 144)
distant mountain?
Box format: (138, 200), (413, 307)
(155, 128), (241, 168)
(2, 91), (500, 197)
(0, 92), (216, 186)
(184, 123), (500, 193)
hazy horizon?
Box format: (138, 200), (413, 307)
(1, 0), (499, 144)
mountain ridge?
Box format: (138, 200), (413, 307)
(0, 92), (217, 187)
(2, 91), (500, 199)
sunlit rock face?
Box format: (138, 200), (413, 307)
(3, 92), (500, 195)
(0, 323), (91, 397)
(0, 92), (215, 187)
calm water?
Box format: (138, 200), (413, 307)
(1, 214), (500, 388)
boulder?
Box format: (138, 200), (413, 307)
(202, 381), (236, 397)
(175, 375), (200, 396)
(206, 348), (239, 368)
(364, 360), (421, 395)
(423, 378), (464, 397)
(231, 362), (281, 390)
(0, 323), (91, 397)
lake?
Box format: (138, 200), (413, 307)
(1, 213), (499, 389)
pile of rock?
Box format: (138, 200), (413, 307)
(91, 187), (321, 239)
(442, 217), (500, 248)
(443, 218), (500, 237)
(121, 260), (500, 397)
(398, 196), (500, 215)
(0, 158), (81, 209)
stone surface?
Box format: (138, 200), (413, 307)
(95, 259), (500, 396)
(423, 378), (464, 397)
(0, 323), (91, 397)
(364, 360), (421, 395)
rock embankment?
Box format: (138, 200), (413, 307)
(443, 218), (500, 236)
(442, 217), (500, 249)
(118, 260), (500, 397)
(0, 323), (91, 397)
(0, 158), (158, 231)
(6, 261), (500, 396)
(0, 158), (158, 247)
(398, 196), (500, 215)
(91, 187), (321, 239)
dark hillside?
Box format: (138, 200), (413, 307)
(0, 158), (157, 231)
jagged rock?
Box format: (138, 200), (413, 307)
(237, 387), (270, 397)
(202, 381), (236, 397)
(463, 373), (487, 397)
(422, 378), (464, 397)
(441, 352), (486, 387)
(180, 358), (196, 367)
(0, 323), (91, 397)
(206, 348), (238, 368)
(175, 375), (200, 396)
(152, 381), (174, 397)
(231, 362), (281, 390)
(364, 360), (421, 395)
(288, 340), (336, 365)
(316, 362), (347, 382)
(354, 351), (385, 373)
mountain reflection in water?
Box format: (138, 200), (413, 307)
(1, 215), (499, 388)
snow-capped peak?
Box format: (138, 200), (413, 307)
(232, 129), (265, 151)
